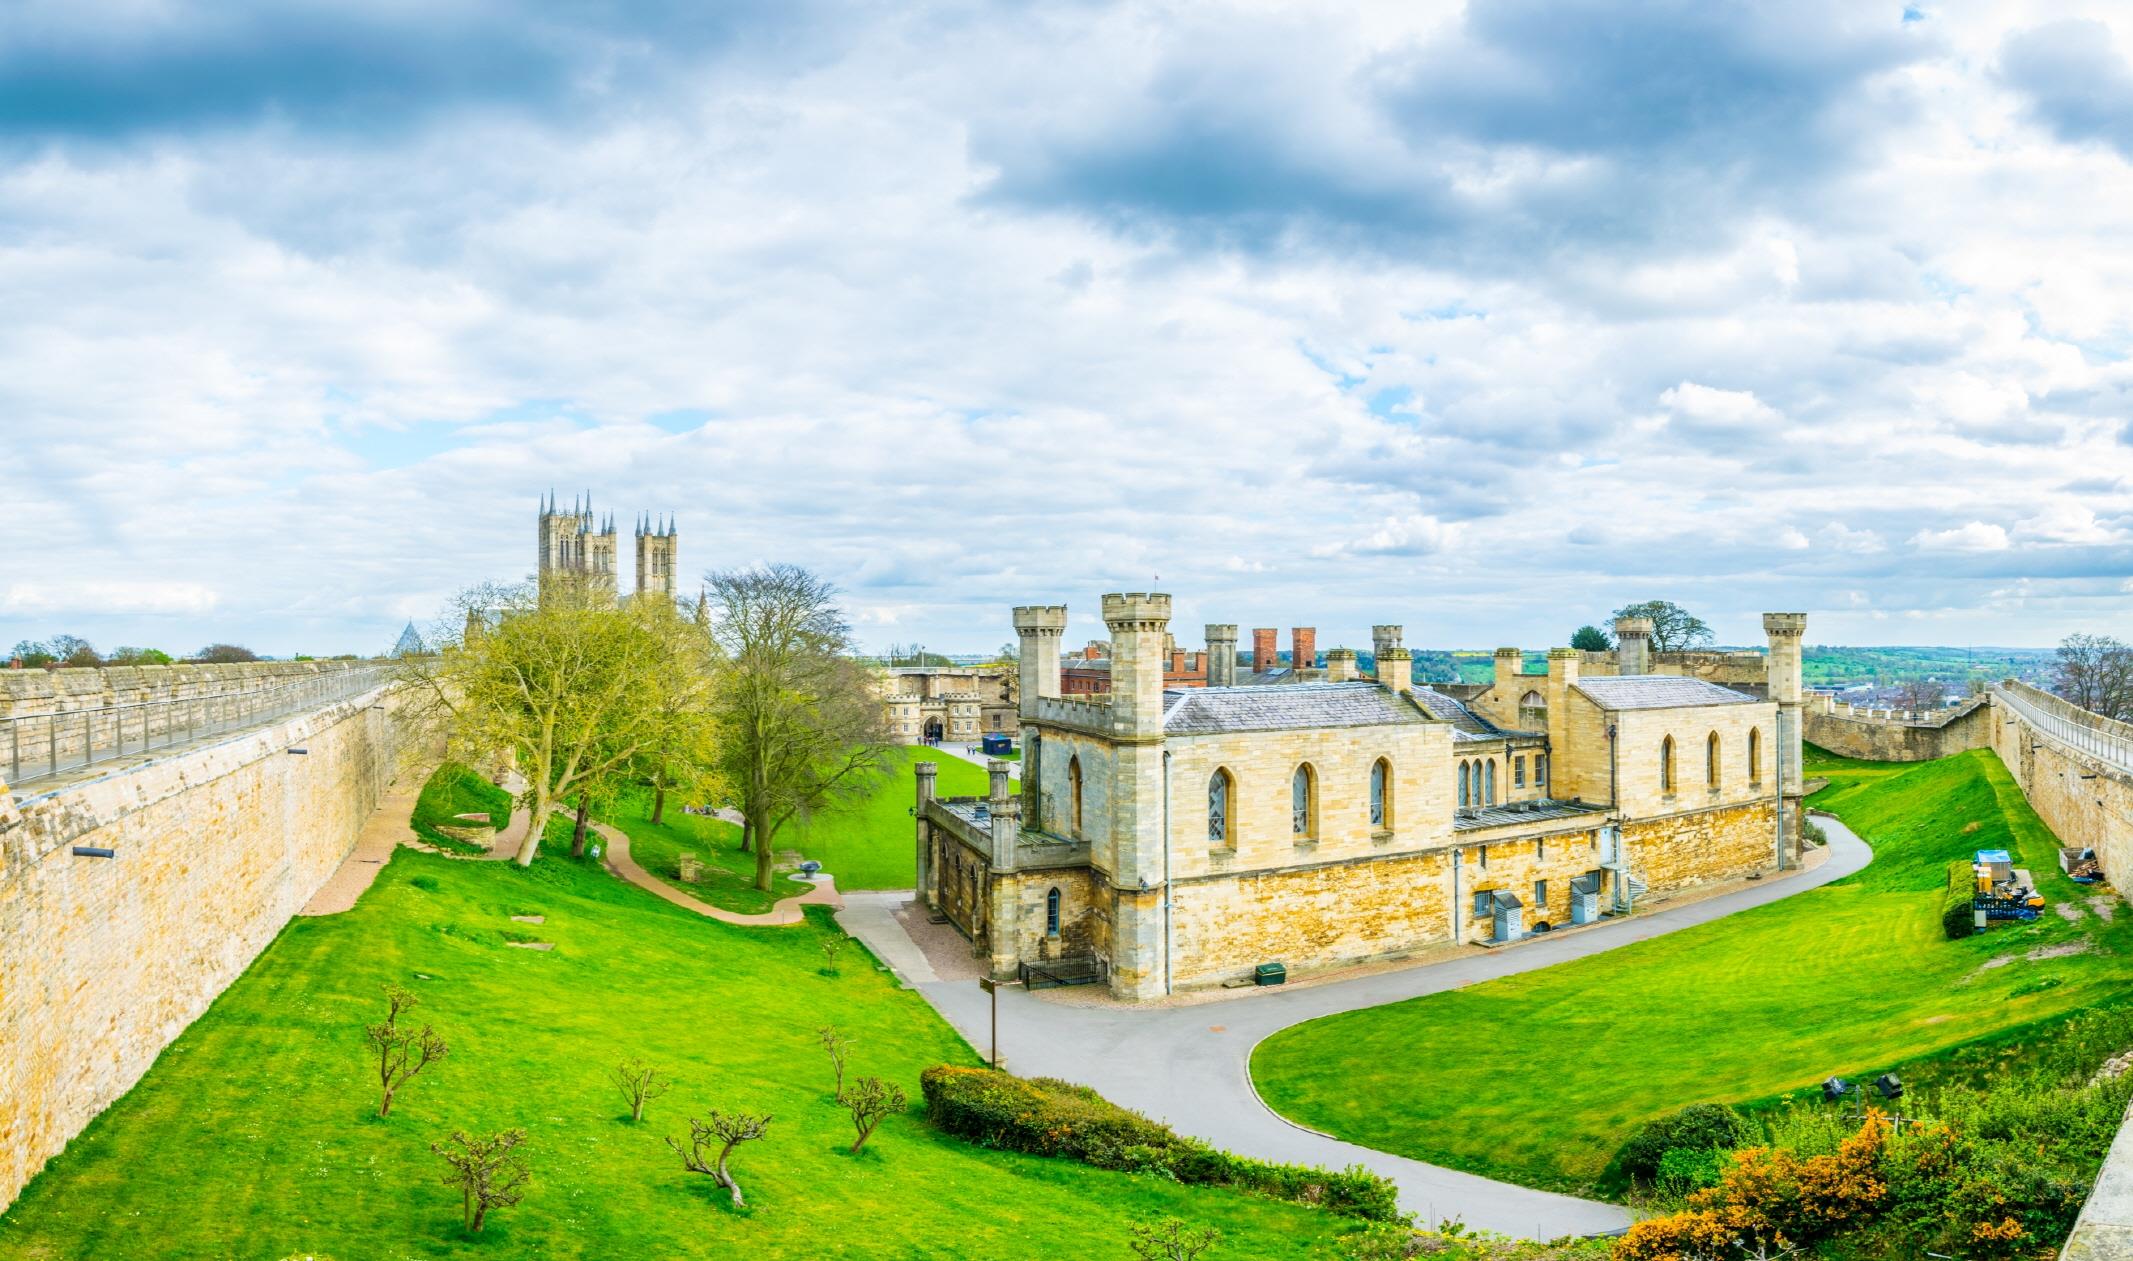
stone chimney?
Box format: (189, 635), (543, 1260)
(1614, 615), (1653, 676)
(1205, 624), (1238, 686)
(1012, 604), (1067, 718)
(1326, 648), (1359, 682)
(1252, 627), (1277, 674)
(915, 761), (939, 906)
(1292, 627), (1317, 674)
(1104, 592), (1174, 738)
(1493, 646), (1522, 695)
(1373, 625), (1411, 695)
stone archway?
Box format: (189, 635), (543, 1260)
(923, 717), (944, 744)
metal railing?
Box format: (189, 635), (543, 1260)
(5, 667), (391, 792)
(1992, 683), (2133, 775)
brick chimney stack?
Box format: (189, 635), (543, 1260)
(1252, 627), (1277, 673)
(1292, 627), (1317, 674)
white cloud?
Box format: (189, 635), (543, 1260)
(1818, 523), (1887, 554)
(1909, 521), (2012, 552)
(3, 582), (221, 616)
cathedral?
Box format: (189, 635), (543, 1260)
(535, 492), (678, 604)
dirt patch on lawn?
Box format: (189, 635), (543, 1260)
(2028, 941), (2094, 962)
(2090, 896), (2118, 923)
(2056, 903), (2085, 923)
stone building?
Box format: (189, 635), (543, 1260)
(915, 595), (1808, 1001)
(536, 493), (678, 604)
(878, 666), (1018, 745)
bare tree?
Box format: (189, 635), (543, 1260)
(1611, 600), (1714, 653)
(193, 643), (259, 663)
(818, 1025), (852, 1102)
(431, 1128), (530, 1233)
(1891, 677), (1946, 712)
(705, 565), (890, 891)
(667, 1111), (773, 1209)
(819, 935), (848, 976)
(367, 984), (448, 1117)
(2054, 633), (2133, 721)
(609, 1055), (672, 1123)
(842, 1076), (906, 1153)
(1129, 1219), (1222, 1261)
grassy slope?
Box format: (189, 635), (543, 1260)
(411, 762), (514, 854)
(1249, 746), (2133, 1195)
(0, 846), (1347, 1260)
(774, 746), (990, 890)
(604, 788), (810, 915)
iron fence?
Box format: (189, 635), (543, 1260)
(5, 667), (392, 793)
(1992, 683), (2133, 775)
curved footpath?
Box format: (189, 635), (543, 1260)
(594, 815), (842, 926)
(838, 819), (1873, 1238)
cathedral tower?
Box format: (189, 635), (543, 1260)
(635, 514), (679, 601)
(537, 491), (619, 603)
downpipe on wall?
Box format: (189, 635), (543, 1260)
(1161, 748), (1172, 997)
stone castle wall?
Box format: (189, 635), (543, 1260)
(1803, 693), (1993, 762)
(1987, 686), (2133, 900)
(1, 659), (383, 719)
(0, 681), (401, 1210)
(2, 660), (388, 768)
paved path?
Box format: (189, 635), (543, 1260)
(596, 815), (843, 926)
(839, 818), (1873, 1238)
(300, 776), (425, 915)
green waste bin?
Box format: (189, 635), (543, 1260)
(1254, 962), (1287, 986)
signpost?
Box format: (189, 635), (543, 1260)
(977, 976), (999, 1068)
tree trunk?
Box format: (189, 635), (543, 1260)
(753, 817), (778, 891)
(740, 815), (753, 854)
(516, 784), (550, 867)
(716, 1147), (745, 1208)
(571, 797), (590, 858)
(651, 783), (667, 826)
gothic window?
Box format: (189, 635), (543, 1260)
(1068, 755), (1084, 838)
(1660, 736), (1675, 793)
(1291, 764), (1317, 839)
(1369, 758), (1390, 829)
(1208, 769), (1233, 847)
(1748, 728), (1762, 785)
(1520, 689), (1545, 711)
(1046, 887), (1061, 936)
(1484, 759), (1497, 806)
(1707, 732), (1722, 788)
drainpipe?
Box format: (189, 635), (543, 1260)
(1161, 747), (1173, 996)
(1451, 845), (1462, 944)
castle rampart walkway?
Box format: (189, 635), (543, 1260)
(840, 818), (1872, 1239)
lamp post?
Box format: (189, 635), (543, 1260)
(977, 976), (999, 1069)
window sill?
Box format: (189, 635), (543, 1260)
(1371, 829), (1394, 843)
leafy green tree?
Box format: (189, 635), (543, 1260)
(11, 639), (56, 668)
(1569, 625), (1613, 652)
(706, 565), (888, 890)
(194, 643), (259, 663)
(108, 646), (173, 665)
(1611, 600), (1713, 653)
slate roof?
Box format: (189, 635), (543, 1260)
(1454, 798), (1605, 832)
(1162, 682), (1429, 735)
(1573, 675), (1759, 710)
(1411, 687), (1544, 744)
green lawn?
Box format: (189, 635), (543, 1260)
(773, 746), (990, 890)
(1, 840), (1351, 1258)
(1249, 746), (2133, 1196)
(410, 761), (514, 854)
(605, 788), (811, 915)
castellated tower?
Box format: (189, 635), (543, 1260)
(537, 491), (619, 604)
(634, 514), (679, 601)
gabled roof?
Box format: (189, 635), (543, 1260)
(1412, 687), (1543, 743)
(1573, 675), (1760, 710)
(1162, 682), (1428, 735)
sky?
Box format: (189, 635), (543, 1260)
(3, 0), (2132, 659)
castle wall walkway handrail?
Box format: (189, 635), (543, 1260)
(5, 666), (392, 794)
(1991, 683), (2133, 776)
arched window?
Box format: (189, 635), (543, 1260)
(1706, 732), (1721, 788)
(1458, 760), (1470, 808)
(1748, 728), (1762, 785)
(1519, 689), (1545, 711)
(1208, 769), (1233, 847)
(1484, 759), (1497, 805)
(1369, 758), (1391, 829)
(1660, 736), (1675, 793)
(1291, 764), (1316, 839)
(1068, 755), (1084, 838)
(1046, 887), (1061, 935)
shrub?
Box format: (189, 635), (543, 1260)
(1942, 860), (1977, 940)
(1615, 1103), (1753, 1186)
(1800, 819), (1828, 847)
(919, 1066), (1399, 1221)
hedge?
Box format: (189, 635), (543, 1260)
(1943, 860), (1977, 940)
(919, 1065), (1400, 1221)
(1614, 1103), (1753, 1186)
